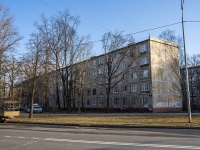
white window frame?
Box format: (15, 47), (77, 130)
(141, 69), (148, 78)
(92, 69), (96, 75)
(131, 71), (137, 79)
(123, 85), (127, 92)
(131, 61), (136, 67)
(131, 84), (138, 92)
(98, 67), (103, 74)
(113, 86), (119, 93)
(113, 65), (118, 72)
(99, 57), (104, 64)
(105, 66), (108, 73)
(141, 83), (149, 91)
(141, 97), (149, 105)
(99, 77), (103, 84)
(140, 57), (149, 65)
(93, 60), (96, 65)
(140, 44), (147, 53)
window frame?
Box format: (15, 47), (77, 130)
(141, 69), (149, 78)
(141, 83), (149, 91)
(113, 86), (119, 93)
(131, 71), (138, 79)
(140, 44), (147, 53)
(131, 84), (138, 92)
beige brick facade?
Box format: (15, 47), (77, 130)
(47, 37), (182, 112)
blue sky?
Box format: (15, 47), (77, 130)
(1, 0), (200, 57)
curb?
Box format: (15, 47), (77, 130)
(5, 121), (200, 129)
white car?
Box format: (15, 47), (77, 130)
(26, 105), (43, 113)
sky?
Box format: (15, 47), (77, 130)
(0, 0), (200, 57)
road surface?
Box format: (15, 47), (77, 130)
(0, 123), (200, 150)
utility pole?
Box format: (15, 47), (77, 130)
(181, 0), (192, 123)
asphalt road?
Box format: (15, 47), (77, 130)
(0, 123), (200, 150)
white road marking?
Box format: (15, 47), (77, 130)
(3, 135), (200, 149)
(4, 136), (12, 138)
(44, 138), (200, 149)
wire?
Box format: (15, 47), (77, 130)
(38, 0), (110, 32)
(9, 20), (200, 57)
(38, 0), (59, 11)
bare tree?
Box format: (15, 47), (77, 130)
(33, 10), (92, 112)
(72, 37), (92, 113)
(22, 33), (43, 118)
(3, 56), (21, 101)
(0, 3), (22, 100)
(101, 31), (134, 112)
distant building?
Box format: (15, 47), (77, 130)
(46, 37), (182, 112)
(181, 65), (200, 110)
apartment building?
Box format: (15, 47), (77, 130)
(181, 65), (200, 110)
(47, 36), (182, 112)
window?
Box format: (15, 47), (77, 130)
(131, 61), (136, 67)
(92, 99), (96, 105)
(87, 89), (90, 96)
(113, 65), (118, 72)
(123, 97), (127, 105)
(122, 74), (126, 80)
(113, 53), (117, 59)
(122, 62), (126, 69)
(141, 69), (148, 78)
(98, 99), (104, 105)
(113, 86), (119, 93)
(131, 84), (138, 92)
(131, 71), (137, 79)
(87, 99), (90, 105)
(93, 60), (96, 65)
(140, 57), (149, 65)
(140, 44), (147, 53)
(99, 77), (103, 84)
(141, 97), (149, 105)
(93, 89), (96, 95)
(113, 98), (119, 105)
(99, 88), (103, 95)
(132, 97), (136, 105)
(99, 57), (104, 64)
(98, 67), (103, 74)
(86, 62), (90, 67)
(105, 66), (108, 73)
(141, 83), (149, 91)
(92, 69), (97, 75)
(123, 85), (127, 92)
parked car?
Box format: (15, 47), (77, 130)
(6, 106), (24, 111)
(26, 105), (43, 113)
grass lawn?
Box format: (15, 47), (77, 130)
(8, 114), (200, 127)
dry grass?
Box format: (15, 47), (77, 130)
(9, 115), (200, 127)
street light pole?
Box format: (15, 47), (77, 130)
(181, 0), (192, 123)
